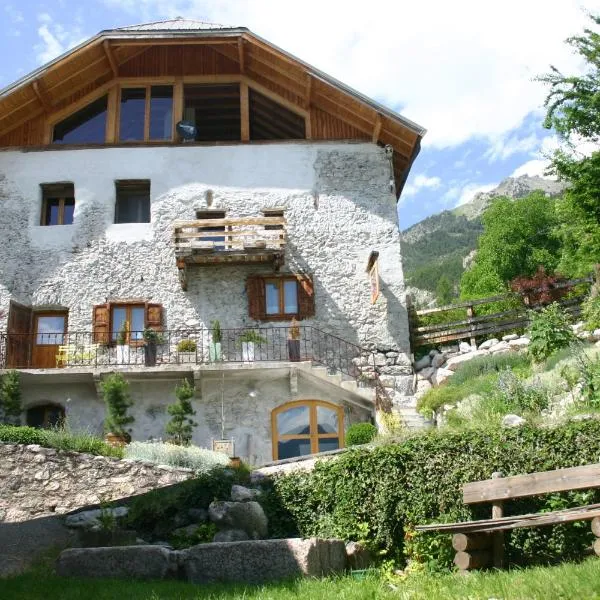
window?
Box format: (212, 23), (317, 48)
(247, 275), (315, 321)
(53, 95), (108, 144)
(92, 301), (162, 345)
(41, 183), (75, 226)
(196, 210), (226, 247)
(119, 86), (174, 142)
(271, 400), (344, 460)
(249, 89), (305, 140)
(115, 180), (150, 223)
(26, 403), (65, 429)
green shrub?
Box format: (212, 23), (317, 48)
(265, 422), (600, 570)
(493, 369), (550, 414)
(176, 339), (197, 353)
(0, 371), (22, 425)
(0, 424), (43, 445)
(583, 294), (600, 331)
(449, 352), (532, 386)
(575, 352), (600, 409)
(166, 379), (197, 445)
(346, 423), (377, 446)
(125, 441), (229, 472)
(528, 303), (576, 361)
(169, 522), (218, 549)
(101, 373), (134, 437)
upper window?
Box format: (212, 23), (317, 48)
(271, 400), (344, 460)
(111, 304), (145, 344)
(265, 278), (298, 317)
(40, 183), (75, 226)
(115, 180), (150, 224)
(247, 274), (315, 321)
(53, 95), (108, 144)
(119, 86), (173, 142)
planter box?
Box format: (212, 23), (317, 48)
(145, 342), (157, 366)
(178, 352), (196, 364)
(288, 339), (300, 362)
(116, 345), (130, 364)
(209, 342), (222, 362)
(241, 341), (255, 362)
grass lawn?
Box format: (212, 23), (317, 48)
(4, 558), (600, 600)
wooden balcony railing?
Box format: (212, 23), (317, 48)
(173, 216), (286, 289)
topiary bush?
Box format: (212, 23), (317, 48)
(264, 421), (600, 570)
(166, 378), (197, 445)
(528, 302), (576, 361)
(346, 422), (377, 446)
(101, 372), (134, 437)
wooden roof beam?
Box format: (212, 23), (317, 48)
(372, 113), (382, 143)
(32, 81), (51, 112)
(305, 74), (313, 108)
(238, 38), (245, 73)
(103, 40), (119, 77)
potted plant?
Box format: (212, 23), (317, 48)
(116, 320), (130, 364)
(287, 317), (301, 362)
(209, 320), (222, 362)
(143, 327), (162, 367)
(239, 330), (267, 362)
(177, 339), (197, 363)
(101, 372), (134, 446)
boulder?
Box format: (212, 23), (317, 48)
(414, 355), (431, 371)
(345, 541), (372, 569)
(509, 337), (530, 348)
(188, 508), (208, 523)
(489, 341), (511, 354)
(502, 334), (519, 342)
(431, 352), (447, 368)
(502, 414), (526, 428)
(181, 538), (347, 584)
(64, 507), (128, 530)
(56, 546), (177, 580)
(445, 350), (489, 371)
(417, 367), (435, 381)
(213, 529), (250, 543)
(415, 379), (432, 398)
(432, 368), (454, 386)
(478, 338), (499, 351)
(231, 485), (261, 502)
(208, 501), (268, 539)
(459, 342), (474, 354)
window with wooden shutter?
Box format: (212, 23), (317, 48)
(247, 275), (314, 321)
(247, 275), (266, 320)
(92, 301), (163, 344)
(297, 275), (315, 319)
(92, 303), (110, 344)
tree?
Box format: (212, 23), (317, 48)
(460, 192), (561, 299)
(101, 372), (134, 438)
(166, 378), (197, 446)
(0, 371), (22, 425)
(435, 275), (453, 305)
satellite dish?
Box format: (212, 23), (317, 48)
(176, 120), (197, 141)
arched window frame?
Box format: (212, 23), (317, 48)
(271, 399), (344, 461)
(26, 402), (65, 429)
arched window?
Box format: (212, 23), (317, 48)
(26, 403), (65, 429)
(271, 400), (344, 461)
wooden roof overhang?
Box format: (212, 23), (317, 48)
(0, 25), (426, 197)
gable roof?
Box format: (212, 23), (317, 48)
(116, 18), (233, 31)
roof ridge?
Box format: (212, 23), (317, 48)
(116, 17), (230, 31)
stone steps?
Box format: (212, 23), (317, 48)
(302, 363), (375, 402)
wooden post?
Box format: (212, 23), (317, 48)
(466, 303), (476, 348)
(491, 471), (504, 569)
(240, 81), (250, 142)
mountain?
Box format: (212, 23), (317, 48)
(401, 175), (568, 298)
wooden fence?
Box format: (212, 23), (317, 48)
(408, 273), (598, 349)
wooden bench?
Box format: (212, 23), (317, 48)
(416, 464), (600, 572)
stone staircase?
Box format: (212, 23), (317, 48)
(395, 404), (433, 429)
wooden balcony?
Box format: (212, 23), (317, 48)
(174, 216), (286, 289)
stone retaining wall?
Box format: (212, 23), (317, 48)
(0, 443), (194, 522)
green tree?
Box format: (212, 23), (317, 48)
(166, 378), (197, 446)
(435, 275), (453, 305)
(460, 192), (561, 299)
(0, 371), (22, 426)
(101, 372), (134, 437)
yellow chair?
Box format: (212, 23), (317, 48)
(56, 344), (98, 367)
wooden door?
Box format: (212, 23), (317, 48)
(6, 301), (32, 368)
(31, 311), (68, 369)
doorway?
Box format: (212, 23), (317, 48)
(31, 312), (68, 369)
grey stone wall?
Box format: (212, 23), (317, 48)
(0, 442), (193, 522)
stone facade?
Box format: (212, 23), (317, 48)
(0, 442), (194, 523)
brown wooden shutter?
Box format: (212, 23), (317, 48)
(92, 303), (110, 345)
(146, 303), (163, 332)
(247, 275), (266, 320)
(6, 301), (32, 368)
(297, 275), (315, 320)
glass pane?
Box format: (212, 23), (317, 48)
(130, 307), (145, 341)
(278, 438), (312, 460)
(317, 406), (339, 434)
(150, 86), (173, 140)
(36, 316), (65, 345)
(44, 199), (60, 225)
(63, 199), (75, 225)
(119, 88), (146, 142)
(115, 194), (150, 223)
(53, 96), (108, 144)
(318, 438), (339, 453)
(265, 282), (280, 315)
(277, 405), (310, 435)
(283, 280), (298, 314)
(112, 307), (126, 341)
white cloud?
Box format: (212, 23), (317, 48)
(452, 182), (498, 207)
(484, 132), (540, 162)
(511, 159), (552, 178)
(35, 13), (86, 65)
(103, 0), (597, 149)
(402, 174), (442, 198)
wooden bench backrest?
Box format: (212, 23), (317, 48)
(463, 463), (600, 504)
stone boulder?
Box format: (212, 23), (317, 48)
(213, 529), (250, 543)
(64, 507), (128, 530)
(431, 352), (447, 368)
(414, 355), (431, 371)
(502, 334), (519, 342)
(417, 367), (435, 381)
(478, 338), (499, 351)
(181, 538), (346, 584)
(489, 341), (511, 354)
(188, 508), (208, 523)
(459, 342), (474, 354)
(445, 350), (489, 372)
(56, 546), (177, 580)
(345, 541), (372, 569)
(208, 501), (268, 539)
(432, 368), (454, 386)
(502, 414), (526, 428)
(230, 485), (261, 502)
(415, 379), (432, 398)
(509, 337), (530, 348)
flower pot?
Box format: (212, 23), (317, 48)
(241, 341), (255, 362)
(144, 342), (157, 366)
(229, 456), (242, 468)
(116, 344), (130, 365)
(105, 432), (130, 447)
(209, 342), (222, 362)
(287, 339), (300, 362)
(178, 352), (196, 364)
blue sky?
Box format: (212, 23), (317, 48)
(1, 0), (598, 229)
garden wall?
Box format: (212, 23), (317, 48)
(0, 442), (194, 522)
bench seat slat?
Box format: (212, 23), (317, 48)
(416, 503), (600, 534)
(463, 463), (600, 504)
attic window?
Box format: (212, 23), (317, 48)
(53, 95), (108, 144)
(249, 90), (305, 140)
(119, 86), (173, 142)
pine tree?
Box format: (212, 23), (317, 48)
(166, 378), (197, 445)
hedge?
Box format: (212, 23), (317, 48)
(261, 421), (600, 569)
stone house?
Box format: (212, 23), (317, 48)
(0, 19), (426, 465)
